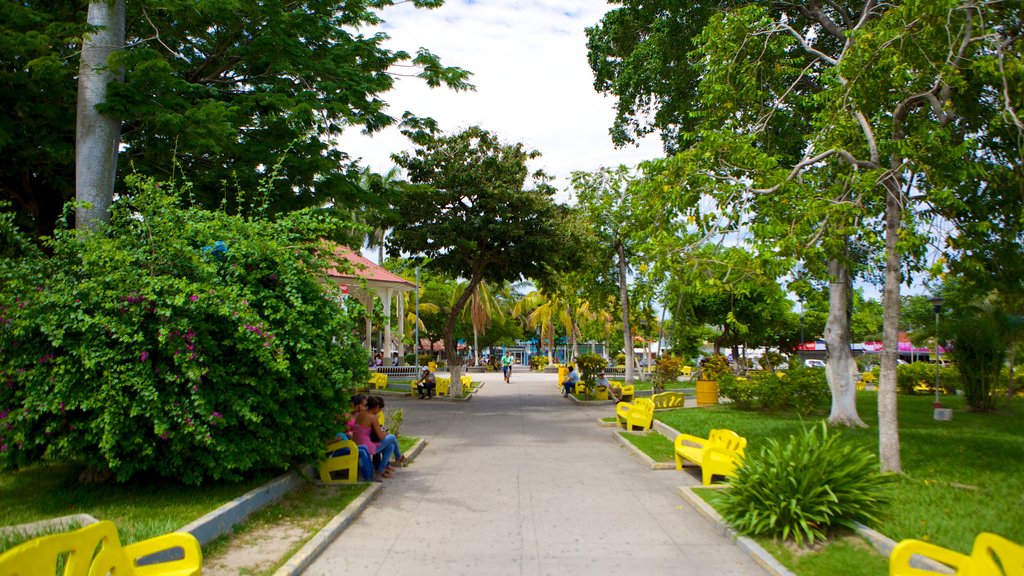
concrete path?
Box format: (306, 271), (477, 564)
(304, 370), (768, 576)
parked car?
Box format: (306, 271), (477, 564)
(804, 359), (827, 369)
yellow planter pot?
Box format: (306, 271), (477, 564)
(696, 379), (718, 406)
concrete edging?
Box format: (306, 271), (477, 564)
(0, 514), (100, 538)
(271, 482), (384, 576)
(180, 469), (308, 545)
(677, 486), (797, 576)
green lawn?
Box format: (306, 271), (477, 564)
(0, 463), (274, 548)
(657, 393), (1024, 555)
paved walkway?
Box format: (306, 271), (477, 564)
(304, 370), (768, 576)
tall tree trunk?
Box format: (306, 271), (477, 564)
(617, 243), (635, 384)
(824, 258), (866, 427)
(443, 275), (480, 398)
(76, 0), (125, 231)
(473, 327), (479, 366)
(878, 178), (904, 473)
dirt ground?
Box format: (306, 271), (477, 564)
(203, 522), (310, 576)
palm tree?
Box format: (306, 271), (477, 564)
(514, 290), (571, 364)
(357, 166), (405, 263)
(455, 280), (503, 365)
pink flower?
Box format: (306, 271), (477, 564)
(140, 351), (149, 362)
(190, 294), (198, 302)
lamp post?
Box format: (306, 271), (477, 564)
(799, 295), (805, 361)
(929, 296), (944, 406)
(414, 267), (420, 375)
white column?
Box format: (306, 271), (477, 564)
(383, 287), (393, 362)
(364, 291), (373, 354)
(397, 290), (405, 362)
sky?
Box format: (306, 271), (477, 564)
(336, 0), (664, 202)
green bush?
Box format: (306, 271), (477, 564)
(529, 355), (549, 370)
(718, 367), (829, 416)
(576, 353), (607, 395)
(614, 353), (626, 366)
(952, 311), (1008, 411)
(718, 423), (892, 545)
(700, 354), (731, 380)
(652, 356), (684, 393)
(896, 362), (933, 394)
(404, 353), (417, 365)
(0, 180), (366, 484)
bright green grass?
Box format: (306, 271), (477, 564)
(0, 463), (274, 548)
(659, 394), (1024, 555)
(694, 488), (889, 576)
(620, 431), (675, 463)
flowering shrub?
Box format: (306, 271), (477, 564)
(718, 367), (829, 416)
(0, 179), (366, 483)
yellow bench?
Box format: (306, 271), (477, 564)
(890, 532), (1022, 576)
(460, 374), (473, 390)
(0, 520), (201, 576)
(615, 398), (654, 431)
(369, 372), (388, 390)
(436, 377), (451, 396)
(319, 438), (360, 484)
(674, 429), (747, 485)
(652, 391), (687, 409)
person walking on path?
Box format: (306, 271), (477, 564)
(501, 351), (514, 383)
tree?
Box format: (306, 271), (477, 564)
(75, 0), (125, 231)
(3, 0), (472, 236)
(389, 126), (574, 394)
(571, 166), (649, 384)
(589, 0), (1022, 472)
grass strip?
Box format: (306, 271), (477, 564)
(692, 488), (889, 576)
(202, 481), (368, 576)
(0, 463), (273, 549)
(660, 394), (1024, 555)
(620, 431), (675, 463)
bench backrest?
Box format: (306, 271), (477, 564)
(970, 532), (1024, 575)
(0, 520), (131, 576)
(708, 429), (747, 456)
(436, 377), (451, 395)
(633, 398), (654, 415)
(652, 391), (686, 409)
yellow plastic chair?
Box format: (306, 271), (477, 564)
(319, 438), (359, 484)
(681, 366), (693, 377)
(890, 532), (1023, 576)
(0, 520), (201, 576)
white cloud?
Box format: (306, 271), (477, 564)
(338, 0), (664, 201)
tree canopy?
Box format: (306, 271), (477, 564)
(1, 0), (472, 236)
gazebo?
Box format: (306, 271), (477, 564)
(323, 244), (417, 362)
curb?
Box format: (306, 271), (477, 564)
(271, 482), (384, 576)
(1, 514), (100, 537)
(181, 469), (308, 545)
(613, 430), (675, 470)
(676, 486), (797, 576)
(271, 437), (427, 576)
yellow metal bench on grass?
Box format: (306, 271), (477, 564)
(319, 438), (360, 484)
(674, 428), (747, 486)
(652, 391), (686, 409)
(0, 520), (201, 576)
(889, 531), (1023, 576)
(615, 398), (654, 431)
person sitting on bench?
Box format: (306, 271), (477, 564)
(415, 368), (437, 399)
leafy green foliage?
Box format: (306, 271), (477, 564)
(529, 356), (550, 370)
(718, 423), (892, 545)
(699, 354), (730, 381)
(575, 353), (607, 389)
(0, 180), (366, 483)
(390, 126), (576, 367)
(895, 362), (960, 396)
(652, 356), (684, 393)
(718, 368), (829, 415)
(952, 311), (1009, 411)
(3, 0), (473, 236)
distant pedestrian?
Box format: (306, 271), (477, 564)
(502, 351), (514, 383)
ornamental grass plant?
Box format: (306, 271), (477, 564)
(716, 423), (892, 545)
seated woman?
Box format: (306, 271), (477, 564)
(353, 396), (407, 479)
(331, 394), (373, 482)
